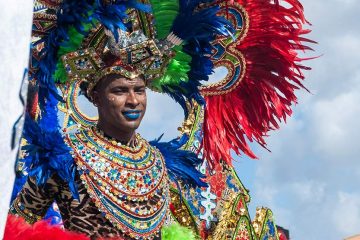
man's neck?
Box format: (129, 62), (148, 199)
(97, 121), (136, 146)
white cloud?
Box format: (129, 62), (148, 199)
(333, 192), (360, 236)
(253, 184), (279, 204)
(289, 181), (326, 203)
(312, 84), (360, 161)
(252, 182), (360, 239)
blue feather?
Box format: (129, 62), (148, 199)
(163, 0), (234, 114)
(162, 86), (190, 117)
(172, 4), (233, 41)
(161, 84), (205, 119)
(57, 1), (92, 34)
(22, 114), (79, 200)
(31, 0), (93, 106)
(150, 135), (207, 189)
(21, 1), (94, 200)
(93, 0), (151, 41)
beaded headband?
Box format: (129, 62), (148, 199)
(61, 25), (180, 98)
(61, 47), (143, 99)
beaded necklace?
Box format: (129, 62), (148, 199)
(66, 126), (170, 239)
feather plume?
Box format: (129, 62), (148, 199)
(150, 135), (207, 189)
(174, 0), (234, 107)
(148, 0), (193, 115)
(162, 223), (197, 240)
(150, 0), (234, 115)
(202, 0), (315, 167)
(31, 0), (93, 106)
(93, 0), (151, 41)
(21, 113), (79, 200)
(4, 215), (194, 240)
(4, 214), (89, 240)
(172, 1), (232, 41)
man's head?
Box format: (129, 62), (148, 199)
(91, 73), (147, 139)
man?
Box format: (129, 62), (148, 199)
(9, 65), (205, 240)
(7, 5), (206, 237)
(6, 0), (312, 239)
(10, 71), (172, 239)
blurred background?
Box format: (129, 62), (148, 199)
(1, 0), (360, 239)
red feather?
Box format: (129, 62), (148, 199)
(3, 215), (125, 240)
(202, 0), (315, 167)
(4, 215), (89, 240)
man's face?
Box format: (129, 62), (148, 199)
(92, 74), (147, 134)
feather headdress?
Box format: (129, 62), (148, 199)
(14, 0), (313, 205)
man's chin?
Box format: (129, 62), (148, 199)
(115, 115), (144, 131)
(122, 120), (141, 130)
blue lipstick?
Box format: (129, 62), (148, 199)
(122, 110), (141, 120)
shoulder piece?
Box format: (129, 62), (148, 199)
(20, 114), (79, 200)
(150, 135), (207, 189)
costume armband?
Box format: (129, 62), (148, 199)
(9, 197), (42, 224)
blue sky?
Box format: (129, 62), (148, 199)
(1, 0), (360, 239)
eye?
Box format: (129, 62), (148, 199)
(135, 88), (146, 94)
(112, 88), (128, 94)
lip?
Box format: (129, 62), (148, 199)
(122, 110), (142, 120)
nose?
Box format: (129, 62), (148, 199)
(126, 91), (139, 107)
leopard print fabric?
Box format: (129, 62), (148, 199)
(10, 174), (162, 240)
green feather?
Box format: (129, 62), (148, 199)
(151, 46), (191, 92)
(162, 223), (197, 240)
(149, 0), (179, 39)
(149, 1), (192, 93)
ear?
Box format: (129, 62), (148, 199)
(91, 90), (100, 107)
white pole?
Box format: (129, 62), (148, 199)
(0, 0), (33, 237)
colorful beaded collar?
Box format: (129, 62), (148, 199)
(66, 127), (170, 239)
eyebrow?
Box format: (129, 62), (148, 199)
(107, 79), (146, 89)
(110, 85), (145, 90)
(111, 86), (128, 90)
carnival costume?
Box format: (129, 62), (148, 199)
(5, 0), (313, 239)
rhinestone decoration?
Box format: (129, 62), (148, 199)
(65, 127), (170, 239)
